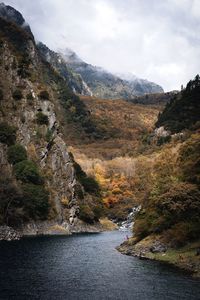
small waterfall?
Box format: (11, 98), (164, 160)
(119, 205), (141, 231)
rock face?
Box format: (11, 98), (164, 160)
(150, 241), (167, 253)
(117, 237), (168, 258)
(37, 42), (93, 96)
(0, 6), (103, 239)
(154, 126), (170, 138)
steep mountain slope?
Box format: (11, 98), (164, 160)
(37, 42), (93, 96)
(117, 76), (200, 276)
(156, 75), (200, 133)
(0, 9), (103, 235)
(0, 2), (33, 36)
(58, 48), (164, 99)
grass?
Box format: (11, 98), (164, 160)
(99, 218), (118, 231)
(120, 235), (200, 278)
(147, 241), (200, 278)
(47, 225), (70, 235)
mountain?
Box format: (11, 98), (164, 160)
(58, 48), (164, 99)
(0, 3), (104, 236)
(0, 2), (163, 100)
(117, 72), (164, 95)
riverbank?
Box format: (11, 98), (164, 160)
(117, 235), (200, 278)
(0, 218), (117, 241)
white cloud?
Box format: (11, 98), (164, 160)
(3, 0), (200, 91)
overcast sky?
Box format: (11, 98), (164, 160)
(4, 0), (200, 91)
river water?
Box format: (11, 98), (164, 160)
(0, 231), (199, 300)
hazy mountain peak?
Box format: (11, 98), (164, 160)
(116, 72), (137, 82)
(57, 48), (164, 98)
(0, 2), (32, 36)
(58, 48), (84, 64)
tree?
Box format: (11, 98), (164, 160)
(7, 144), (27, 164)
(12, 89), (23, 100)
(14, 160), (43, 185)
(0, 122), (16, 145)
(22, 184), (49, 219)
(36, 112), (49, 125)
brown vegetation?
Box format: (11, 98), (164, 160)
(65, 96), (161, 220)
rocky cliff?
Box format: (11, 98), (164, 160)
(0, 8), (103, 237)
(37, 42), (93, 97)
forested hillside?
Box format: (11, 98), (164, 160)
(118, 76), (200, 276)
(156, 75), (200, 133)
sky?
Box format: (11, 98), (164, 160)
(3, 0), (200, 91)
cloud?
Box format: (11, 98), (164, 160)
(3, 0), (200, 91)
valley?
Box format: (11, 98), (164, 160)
(0, 4), (199, 298)
(65, 96), (162, 221)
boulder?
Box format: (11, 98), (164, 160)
(150, 241), (167, 253)
(0, 226), (21, 241)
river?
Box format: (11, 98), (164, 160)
(0, 231), (199, 300)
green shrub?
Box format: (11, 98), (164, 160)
(7, 144), (27, 164)
(133, 216), (151, 239)
(14, 160), (43, 185)
(36, 112), (49, 125)
(79, 204), (95, 224)
(0, 175), (23, 225)
(22, 183), (49, 219)
(12, 89), (23, 100)
(69, 152), (100, 196)
(26, 92), (33, 101)
(45, 128), (53, 142)
(80, 176), (100, 195)
(179, 134), (200, 185)
(154, 183), (200, 222)
(93, 204), (104, 220)
(0, 122), (16, 145)
(157, 135), (171, 146)
(39, 90), (49, 100)
(0, 89), (3, 101)
(134, 182), (200, 242)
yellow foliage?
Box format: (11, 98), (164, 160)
(99, 218), (118, 230)
(27, 143), (38, 161)
(61, 197), (69, 206)
(112, 187), (122, 194)
(69, 105), (76, 114)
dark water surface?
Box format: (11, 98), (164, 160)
(0, 231), (199, 300)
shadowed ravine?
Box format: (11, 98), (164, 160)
(0, 231), (199, 300)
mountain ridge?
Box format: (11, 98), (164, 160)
(0, 2), (164, 100)
(58, 47), (164, 99)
